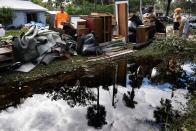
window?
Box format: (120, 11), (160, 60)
(26, 13), (37, 23)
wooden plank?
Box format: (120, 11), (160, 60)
(87, 49), (135, 62)
(0, 47), (13, 67)
(0, 48), (12, 55)
(0, 55), (13, 62)
(133, 39), (153, 49)
(117, 59), (127, 86)
(91, 12), (112, 16)
(117, 3), (128, 42)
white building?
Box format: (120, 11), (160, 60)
(0, 0), (48, 27)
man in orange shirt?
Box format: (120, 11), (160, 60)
(55, 6), (69, 29)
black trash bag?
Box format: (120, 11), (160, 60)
(128, 15), (143, 42)
(129, 14), (143, 26)
(61, 34), (78, 55)
(128, 15), (143, 33)
(63, 24), (77, 40)
(155, 19), (166, 33)
(128, 21), (137, 33)
(78, 33), (102, 55)
(144, 6), (154, 14)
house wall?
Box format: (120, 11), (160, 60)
(11, 11), (46, 27)
(37, 12), (46, 25)
(12, 11), (26, 27)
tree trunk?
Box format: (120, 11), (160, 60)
(140, 0), (143, 20)
(94, 0), (97, 11)
(166, 0), (172, 17)
(101, 0), (103, 5)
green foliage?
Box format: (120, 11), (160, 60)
(5, 28), (28, 37)
(129, 0), (155, 12)
(154, 98), (180, 130)
(0, 28), (28, 41)
(170, 92), (196, 131)
(95, 4), (114, 13)
(64, 4), (81, 15)
(31, 0), (43, 5)
(170, 1), (196, 14)
(55, 0), (64, 7)
(0, 7), (13, 26)
(64, 1), (114, 15)
(152, 37), (188, 53)
(76, 1), (95, 15)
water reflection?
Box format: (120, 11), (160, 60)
(86, 87), (107, 129)
(0, 58), (195, 131)
(87, 104), (107, 129)
(154, 98), (180, 130)
(48, 81), (96, 107)
(123, 88), (137, 108)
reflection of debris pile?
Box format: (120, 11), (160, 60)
(154, 98), (180, 130)
(123, 89), (137, 108)
(86, 104), (107, 129)
(50, 82), (96, 107)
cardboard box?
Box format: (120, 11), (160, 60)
(71, 17), (87, 29)
(77, 21), (86, 28)
(77, 28), (89, 36)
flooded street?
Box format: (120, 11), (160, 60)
(0, 58), (195, 131)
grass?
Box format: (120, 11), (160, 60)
(0, 28), (27, 40)
(0, 56), (87, 86)
(170, 92), (196, 131)
(190, 28), (196, 40)
(131, 37), (196, 62)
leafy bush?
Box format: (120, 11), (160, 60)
(95, 4), (114, 14)
(64, 4), (79, 15)
(154, 98), (180, 130)
(65, 1), (114, 15)
(152, 37), (188, 53)
(0, 7), (13, 27)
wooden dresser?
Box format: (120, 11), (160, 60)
(136, 25), (155, 43)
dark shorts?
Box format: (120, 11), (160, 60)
(173, 22), (180, 30)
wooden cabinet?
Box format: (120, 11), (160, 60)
(81, 16), (104, 43)
(136, 25), (155, 43)
(81, 14), (112, 43)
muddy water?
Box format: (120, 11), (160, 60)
(0, 58), (195, 131)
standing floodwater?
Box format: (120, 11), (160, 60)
(0, 58), (195, 131)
